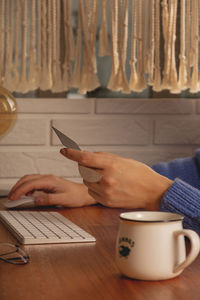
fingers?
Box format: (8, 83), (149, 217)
(60, 148), (109, 169)
(9, 176), (56, 200)
(8, 174), (41, 198)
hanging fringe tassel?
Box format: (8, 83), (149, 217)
(129, 0), (138, 90)
(71, 1), (82, 88)
(133, 0), (147, 92)
(162, 0), (173, 90)
(12, 0), (20, 90)
(52, 0), (63, 92)
(113, 0), (130, 93)
(40, 0), (49, 91)
(4, 0), (14, 92)
(178, 0), (187, 90)
(0, 1), (200, 94)
(148, 0), (155, 86)
(161, 0), (169, 89)
(62, 0), (74, 90)
(28, 0), (37, 91)
(46, 0), (53, 90)
(169, 0), (180, 94)
(99, 0), (110, 56)
(107, 0), (120, 91)
(152, 0), (162, 92)
(190, 0), (200, 93)
(36, 0), (42, 90)
(78, 0), (99, 94)
(185, 1), (192, 90)
(17, 0), (28, 93)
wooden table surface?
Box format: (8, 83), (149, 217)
(0, 199), (200, 300)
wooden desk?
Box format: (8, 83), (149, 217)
(0, 200), (200, 300)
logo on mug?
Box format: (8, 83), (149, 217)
(118, 237), (135, 258)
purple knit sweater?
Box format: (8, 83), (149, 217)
(152, 149), (200, 235)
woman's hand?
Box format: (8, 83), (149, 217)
(8, 174), (96, 207)
(61, 149), (172, 210)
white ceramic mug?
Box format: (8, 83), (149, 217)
(116, 211), (200, 281)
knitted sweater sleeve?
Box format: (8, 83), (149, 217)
(160, 179), (200, 235)
(151, 157), (200, 235)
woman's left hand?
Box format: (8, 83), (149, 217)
(60, 148), (172, 210)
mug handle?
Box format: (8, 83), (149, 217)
(173, 229), (200, 274)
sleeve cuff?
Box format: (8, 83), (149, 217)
(159, 178), (200, 233)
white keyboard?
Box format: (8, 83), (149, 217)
(0, 210), (96, 245)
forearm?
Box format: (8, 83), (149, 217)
(160, 179), (200, 235)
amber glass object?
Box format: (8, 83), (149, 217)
(0, 87), (17, 137)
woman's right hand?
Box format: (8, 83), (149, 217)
(8, 174), (96, 207)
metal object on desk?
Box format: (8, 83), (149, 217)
(52, 126), (102, 183)
(0, 243), (29, 265)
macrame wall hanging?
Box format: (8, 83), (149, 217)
(0, 0), (199, 95)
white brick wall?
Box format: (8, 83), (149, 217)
(0, 97), (199, 194)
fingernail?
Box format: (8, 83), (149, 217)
(60, 148), (67, 155)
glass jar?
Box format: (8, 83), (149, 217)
(0, 87), (17, 137)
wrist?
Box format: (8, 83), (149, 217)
(80, 184), (97, 206)
(147, 175), (173, 210)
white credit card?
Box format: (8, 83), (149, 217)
(52, 127), (102, 183)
